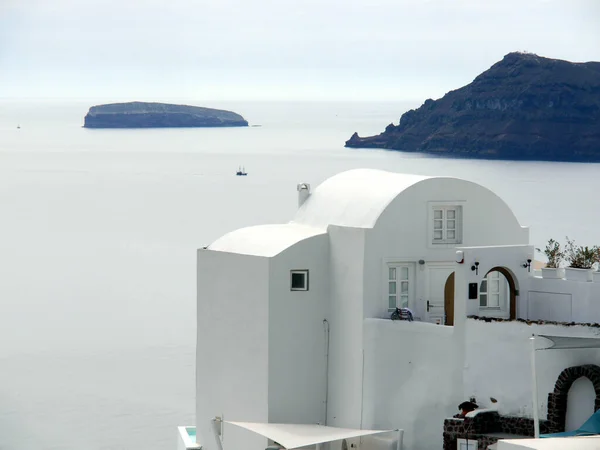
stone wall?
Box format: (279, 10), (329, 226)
(546, 364), (600, 433)
(498, 416), (550, 436)
(443, 363), (600, 448)
(442, 412), (550, 450)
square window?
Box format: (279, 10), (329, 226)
(389, 282), (396, 295)
(490, 294), (500, 307)
(388, 267), (396, 280)
(400, 267), (409, 280)
(401, 281), (409, 294)
(290, 270), (309, 291)
(480, 293), (487, 307)
(430, 205), (462, 245)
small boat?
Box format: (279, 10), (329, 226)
(236, 166), (247, 176)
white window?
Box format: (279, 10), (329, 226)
(479, 271), (507, 309)
(387, 265), (413, 310)
(290, 270), (308, 291)
(431, 206), (462, 244)
(457, 439), (478, 450)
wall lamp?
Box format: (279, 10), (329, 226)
(455, 250), (464, 264)
(471, 261), (480, 275)
(522, 259), (532, 272)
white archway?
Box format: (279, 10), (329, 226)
(565, 377), (595, 431)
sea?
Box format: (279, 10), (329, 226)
(0, 99), (599, 450)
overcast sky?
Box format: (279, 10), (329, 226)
(1, 0), (599, 101)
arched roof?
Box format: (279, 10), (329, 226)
(293, 169), (431, 229)
(208, 223), (325, 257)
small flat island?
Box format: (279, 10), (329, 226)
(83, 102), (248, 128)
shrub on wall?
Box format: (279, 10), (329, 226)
(564, 237), (599, 269)
(536, 239), (564, 268)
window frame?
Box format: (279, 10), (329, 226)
(478, 270), (510, 319)
(479, 271), (502, 309)
(428, 202), (464, 247)
(385, 262), (415, 312)
(290, 270), (309, 291)
(457, 439), (478, 450)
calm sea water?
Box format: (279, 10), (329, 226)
(0, 100), (599, 450)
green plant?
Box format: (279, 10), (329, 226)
(564, 237), (599, 269)
(536, 239), (564, 269)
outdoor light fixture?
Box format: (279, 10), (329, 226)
(471, 261), (479, 275)
(418, 259), (425, 265)
(522, 259), (532, 272)
(455, 250), (464, 264)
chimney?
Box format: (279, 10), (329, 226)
(297, 183), (311, 207)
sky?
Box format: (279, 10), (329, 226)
(1, 0), (599, 101)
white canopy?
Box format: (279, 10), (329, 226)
(225, 421), (395, 449)
(538, 335), (600, 350)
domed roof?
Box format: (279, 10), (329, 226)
(293, 169), (431, 229)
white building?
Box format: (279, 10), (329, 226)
(187, 169), (600, 450)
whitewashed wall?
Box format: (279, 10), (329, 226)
(463, 319), (600, 418)
(362, 319), (460, 450)
(196, 250), (270, 450)
(268, 234), (330, 424)
(326, 225), (367, 428)
(452, 245), (533, 320)
(363, 178), (529, 321)
(526, 277), (600, 323)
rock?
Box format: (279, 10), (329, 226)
(345, 52), (600, 162)
(83, 102), (248, 128)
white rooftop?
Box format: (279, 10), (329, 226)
(293, 169), (431, 229)
(207, 223), (325, 257)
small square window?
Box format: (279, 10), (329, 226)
(430, 205), (462, 245)
(290, 270), (309, 291)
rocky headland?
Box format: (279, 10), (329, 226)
(345, 52), (600, 162)
(83, 102), (248, 128)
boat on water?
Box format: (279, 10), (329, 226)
(236, 166), (247, 176)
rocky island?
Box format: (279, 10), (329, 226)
(83, 102), (248, 128)
(346, 52), (600, 162)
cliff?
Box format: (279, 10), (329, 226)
(83, 102), (248, 128)
(346, 52), (600, 162)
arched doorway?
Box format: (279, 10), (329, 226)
(566, 377), (595, 431)
(480, 266), (517, 320)
(444, 272), (455, 325)
(547, 364), (600, 433)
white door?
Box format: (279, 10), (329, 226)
(427, 265), (454, 324)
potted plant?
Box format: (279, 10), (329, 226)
(536, 239), (565, 279)
(564, 237), (599, 282)
(594, 247), (600, 283)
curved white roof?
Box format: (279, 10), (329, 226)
(293, 169), (431, 229)
(208, 223), (325, 257)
